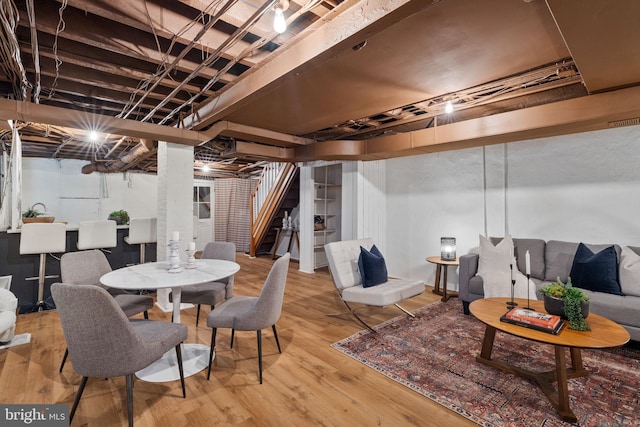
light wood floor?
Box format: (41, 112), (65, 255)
(0, 255), (477, 427)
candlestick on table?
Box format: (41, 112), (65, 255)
(168, 239), (183, 273)
(186, 243), (197, 269)
(507, 261), (518, 308)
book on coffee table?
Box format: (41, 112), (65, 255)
(500, 307), (565, 335)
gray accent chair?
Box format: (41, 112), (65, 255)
(170, 241), (236, 326)
(206, 253), (290, 384)
(58, 250), (154, 372)
(51, 283), (187, 427)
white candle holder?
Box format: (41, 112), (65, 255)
(168, 240), (183, 273)
(185, 249), (197, 269)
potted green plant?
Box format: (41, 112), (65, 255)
(540, 277), (590, 331)
(22, 207), (42, 219)
(22, 203), (55, 223)
(108, 209), (130, 225)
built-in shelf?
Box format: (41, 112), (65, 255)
(312, 164), (342, 269)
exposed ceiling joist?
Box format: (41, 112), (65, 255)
(1, 0), (639, 178)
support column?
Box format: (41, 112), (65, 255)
(155, 141), (194, 312)
(298, 164), (314, 273)
(10, 123), (22, 230)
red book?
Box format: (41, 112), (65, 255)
(500, 308), (564, 334)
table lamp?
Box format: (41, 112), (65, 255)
(440, 237), (456, 261)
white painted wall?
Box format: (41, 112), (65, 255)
(21, 158), (157, 226)
(380, 125), (640, 290)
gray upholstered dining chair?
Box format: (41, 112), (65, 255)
(51, 283), (187, 427)
(206, 253), (290, 384)
(170, 241), (236, 326)
(58, 250), (154, 372)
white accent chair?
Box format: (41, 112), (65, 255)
(20, 223), (67, 311)
(324, 238), (425, 331)
(0, 276), (17, 343)
(124, 217), (157, 264)
(77, 220), (117, 251)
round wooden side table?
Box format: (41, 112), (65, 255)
(426, 256), (459, 302)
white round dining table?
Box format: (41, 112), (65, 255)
(100, 259), (240, 383)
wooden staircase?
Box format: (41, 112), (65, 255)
(250, 163), (299, 257)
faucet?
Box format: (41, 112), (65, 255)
(31, 202), (47, 213)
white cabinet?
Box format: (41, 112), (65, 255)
(313, 164), (341, 269)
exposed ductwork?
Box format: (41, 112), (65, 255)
(81, 139), (156, 174)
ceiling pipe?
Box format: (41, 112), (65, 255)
(26, 0), (41, 103)
(81, 139), (156, 174)
(204, 120), (314, 147)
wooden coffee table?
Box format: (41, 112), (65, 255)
(469, 297), (630, 422)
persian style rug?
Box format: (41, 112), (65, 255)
(332, 300), (640, 426)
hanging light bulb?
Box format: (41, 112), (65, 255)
(88, 130), (99, 142)
(445, 100), (454, 114)
(273, 5), (286, 33)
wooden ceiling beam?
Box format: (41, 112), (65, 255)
(32, 76), (177, 116)
(20, 42), (219, 99)
(60, 0), (260, 68)
(16, 26), (237, 87)
(178, 0), (277, 41)
(23, 57), (190, 108)
(17, 3), (230, 86)
(0, 99), (210, 146)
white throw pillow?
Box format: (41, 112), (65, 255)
(619, 246), (640, 297)
(477, 234), (537, 300)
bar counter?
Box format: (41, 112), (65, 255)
(0, 226), (156, 312)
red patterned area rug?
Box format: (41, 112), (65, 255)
(331, 300), (640, 426)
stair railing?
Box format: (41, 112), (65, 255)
(250, 162), (297, 257)
(252, 162), (284, 223)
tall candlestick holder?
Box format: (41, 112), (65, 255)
(185, 249), (197, 269)
(507, 264), (518, 309)
(526, 273), (532, 309)
(168, 239), (183, 273)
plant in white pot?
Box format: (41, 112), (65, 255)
(540, 277), (590, 331)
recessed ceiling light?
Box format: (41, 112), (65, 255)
(445, 101), (454, 114)
(352, 40), (367, 51)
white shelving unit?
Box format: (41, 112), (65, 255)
(313, 164), (341, 269)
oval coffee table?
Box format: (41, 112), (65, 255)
(470, 297), (630, 422)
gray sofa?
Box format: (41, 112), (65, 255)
(459, 238), (640, 341)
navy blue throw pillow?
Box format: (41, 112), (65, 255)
(569, 243), (623, 295)
(357, 245), (388, 288)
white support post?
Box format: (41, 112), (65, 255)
(155, 141), (194, 312)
